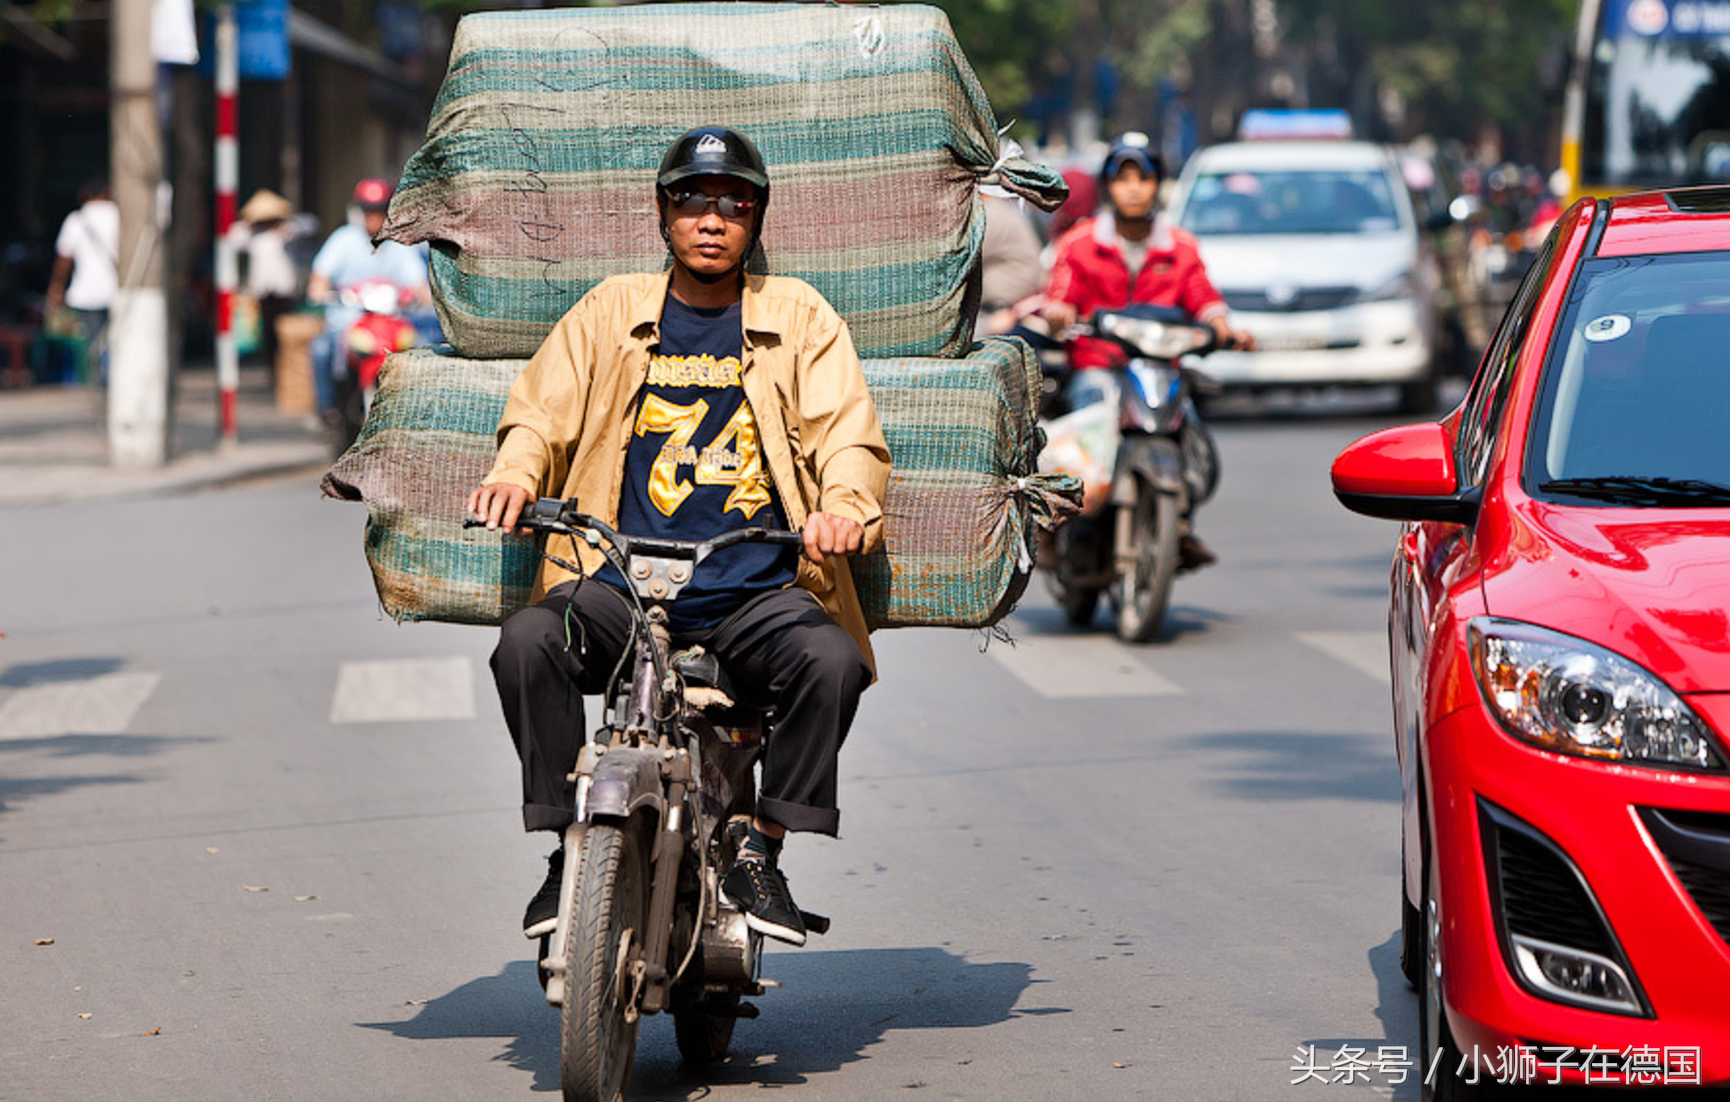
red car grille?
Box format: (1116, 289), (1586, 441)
(1639, 807), (1730, 949)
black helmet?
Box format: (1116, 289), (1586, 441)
(657, 126), (770, 201)
(656, 126), (771, 274)
(1100, 132), (1163, 184)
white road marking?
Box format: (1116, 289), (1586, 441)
(329, 657), (477, 724)
(0, 672), (162, 740)
(987, 634), (1182, 698)
(1297, 631), (1391, 684)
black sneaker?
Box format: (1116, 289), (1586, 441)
(523, 846), (564, 939)
(1177, 533), (1218, 573)
(722, 858), (808, 947)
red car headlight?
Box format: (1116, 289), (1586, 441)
(1468, 617), (1726, 771)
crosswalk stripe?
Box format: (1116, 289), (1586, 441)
(329, 657), (477, 724)
(0, 672), (162, 740)
(1297, 631), (1391, 684)
(987, 633), (1183, 698)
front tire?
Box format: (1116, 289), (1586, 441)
(674, 993), (740, 1065)
(1400, 830), (1422, 990)
(1113, 484), (1180, 644)
(1419, 834), (1492, 1101)
(561, 823), (649, 1102)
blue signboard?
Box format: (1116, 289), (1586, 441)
(200, 0), (291, 80)
(1609, 0), (1730, 39)
(237, 0), (290, 80)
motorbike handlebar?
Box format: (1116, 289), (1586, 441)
(464, 499), (804, 561)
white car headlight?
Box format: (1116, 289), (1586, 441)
(1468, 618), (1725, 770)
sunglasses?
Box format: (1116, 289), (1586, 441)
(666, 190), (758, 220)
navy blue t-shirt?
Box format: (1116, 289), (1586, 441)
(602, 294), (795, 631)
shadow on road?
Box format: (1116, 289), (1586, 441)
(1299, 929), (1420, 1099)
(360, 946), (1036, 1096)
(0, 732), (188, 823)
(0, 656), (129, 685)
(1003, 599), (1232, 645)
(1177, 728), (1400, 803)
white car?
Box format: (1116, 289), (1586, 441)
(1168, 139), (1443, 413)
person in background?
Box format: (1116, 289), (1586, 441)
(306, 178), (430, 431)
(46, 178), (118, 383)
(229, 189), (313, 381)
(1042, 132), (1254, 570)
(976, 190), (1046, 336)
(1047, 165), (1099, 243)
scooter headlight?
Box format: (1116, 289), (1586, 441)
(1097, 313), (1211, 360)
(1468, 618), (1725, 770)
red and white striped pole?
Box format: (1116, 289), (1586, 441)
(213, 2), (240, 443)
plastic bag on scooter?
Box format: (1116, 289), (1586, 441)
(1038, 400), (1119, 516)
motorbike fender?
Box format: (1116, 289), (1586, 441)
(1112, 436), (1185, 503)
(584, 746), (665, 823)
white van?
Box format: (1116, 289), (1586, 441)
(1167, 139), (1442, 412)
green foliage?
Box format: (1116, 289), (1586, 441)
(932, 0), (1581, 154)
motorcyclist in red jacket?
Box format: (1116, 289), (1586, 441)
(1042, 132), (1255, 569)
(1043, 133), (1255, 365)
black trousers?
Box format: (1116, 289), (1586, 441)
(491, 581), (871, 837)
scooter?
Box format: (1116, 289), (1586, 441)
(468, 501), (822, 1102)
(330, 278), (417, 456)
(1034, 305), (1220, 643)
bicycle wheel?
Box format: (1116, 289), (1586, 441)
(561, 822), (649, 1102)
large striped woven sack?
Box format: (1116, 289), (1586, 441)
(378, 3), (1067, 363)
(320, 341), (1080, 629)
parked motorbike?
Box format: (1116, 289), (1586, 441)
(329, 278), (417, 456)
(1032, 305), (1220, 643)
(467, 500), (822, 1102)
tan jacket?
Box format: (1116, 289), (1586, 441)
(482, 270), (891, 671)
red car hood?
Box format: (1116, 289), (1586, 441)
(1482, 502), (1730, 693)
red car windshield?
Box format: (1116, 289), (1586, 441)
(1528, 252), (1730, 504)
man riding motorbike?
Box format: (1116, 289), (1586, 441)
(465, 126), (891, 950)
(307, 178), (432, 436)
(1041, 132), (1254, 569)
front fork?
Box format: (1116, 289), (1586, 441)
(1110, 434), (1186, 577)
(539, 742), (690, 1013)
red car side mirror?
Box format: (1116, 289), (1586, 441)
(1331, 422), (1481, 524)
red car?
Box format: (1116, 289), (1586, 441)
(1333, 187), (1730, 1098)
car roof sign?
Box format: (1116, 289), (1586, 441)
(1238, 108), (1354, 141)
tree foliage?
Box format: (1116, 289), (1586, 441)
(932, 0), (1582, 161)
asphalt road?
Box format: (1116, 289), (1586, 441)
(0, 404), (1425, 1102)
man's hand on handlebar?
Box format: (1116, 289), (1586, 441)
(1210, 316), (1257, 351)
(802, 512), (863, 565)
(1041, 300), (1079, 333)
(466, 482), (533, 534)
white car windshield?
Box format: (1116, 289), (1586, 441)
(1178, 168), (1401, 235)
(1531, 252), (1730, 503)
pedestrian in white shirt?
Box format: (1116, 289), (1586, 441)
(46, 179), (119, 382)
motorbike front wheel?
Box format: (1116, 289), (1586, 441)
(1046, 523), (1104, 627)
(561, 822), (649, 1102)
(674, 992), (741, 1065)
(1112, 483), (1180, 644)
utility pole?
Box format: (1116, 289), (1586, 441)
(108, 0), (172, 467)
(215, 4), (240, 444)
